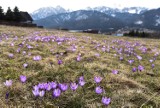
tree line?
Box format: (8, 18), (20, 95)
(0, 6), (22, 22)
(124, 30), (149, 38)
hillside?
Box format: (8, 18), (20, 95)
(0, 25), (160, 107)
(34, 10), (125, 32)
(33, 7), (160, 32)
(30, 6), (68, 20)
(31, 6), (148, 20)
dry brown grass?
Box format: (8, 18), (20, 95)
(0, 25), (160, 107)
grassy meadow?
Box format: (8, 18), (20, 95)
(0, 25), (160, 107)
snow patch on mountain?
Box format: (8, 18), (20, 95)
(128, 10), (136, 14)
(65, 14), (72, 21)
(155, 17), (160, 26)
(121, 7), (148, 14)
(31, 6), (67, 20)
(111, 14), (116, 17)
(54, 19), (59, 23)
(76, 14), (88, 20)
(135, 20), (143, 25)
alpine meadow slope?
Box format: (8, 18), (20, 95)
(0, 25), (160, 107)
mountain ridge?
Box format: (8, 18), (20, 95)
(31, 6), (149, 20)
(32, 6), (160, 32)
(34, 10), (125, 32)
(30, 6), (69, 20)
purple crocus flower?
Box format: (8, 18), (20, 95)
(38, 83), (45, 89)
(53, 88), (61, 97)
(20, 75), (27, 83)
(138, 65), (144, 71)
(33, 55), (42, 61)
(41, 83), (49, 91)
(102, 97), (111, 106)
(39, 90), (45, 97)
(76, 56), (81, 61)
(33, 85), (39, 91)
(95, 86), (103, 94)
(101, 47), (106, 52)
(120, 57), (123, 61)
(70, 82), (78, 91)
(17, 48), (21, 53)
(132, 67), (137, 72)
(151, 64), (155, 68)
(8, 53), (14, 58)
(137, 55), (142, 60)
(10, 43), (14, 46)
(149, 59), (153, 63)
(22, 51), (26, 55)
(32, 89), (39, 97)
(23, 63), (28, 68)
(46, 84), (51, 91)
(154, 52), (159, 57)
(59, 83), (68, 91)
(58, 60), (63, 65)
(94, 76), (102, 83)
(72, 48), (76, 52)
(57, 42), (62, 45)
(78, 76), (85, 86)
(95, 53), (100, 57)
(43, 83), (49, 90)
(79, 76), (84, 81)
(50, 81), (57, 89)
(79, 79), (85, 86)
(128, 60), (134, 65)
(27, 45), (33, 49)
(4, 80), (12, 87)
(5, 92), (9, 99)
(18, 43), (23, 47)
(112, 70), (118, 74)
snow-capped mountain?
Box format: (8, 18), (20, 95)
(86, 6), (148, 15)
(32, 6), (160, 32)
(34, 10), (125, 32)
(86, 6), (147, 25)
(86, 6), (120, 15)
(31, 6), (148, 21)
(31, 6), (68, 20)
(84, 6), (148, 25)
(134, 8), (160, 30)
(121, 7), (148, 14)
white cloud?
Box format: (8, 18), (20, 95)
(1, 0), (160, 13)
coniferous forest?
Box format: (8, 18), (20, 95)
(0, 6), (31, 22)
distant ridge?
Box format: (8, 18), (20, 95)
(32, 6), (160, 32)
(30, 6), (68, 20)
(31, 6), (148, 20)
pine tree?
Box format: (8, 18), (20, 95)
(129, 30), (135, 36)
(0, 6), (5, 20)
(135, 29), (139, 36)
(141, 32), (146, 37)
(13, 6), (21, 22)
(5, 7), (14, 21)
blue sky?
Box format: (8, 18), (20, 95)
(1, 0), (160, 13)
